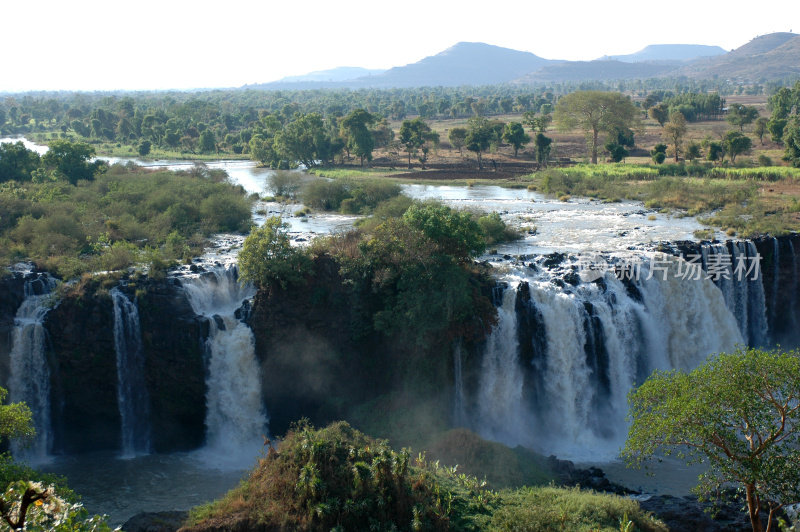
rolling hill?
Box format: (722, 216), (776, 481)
(674, 32), (800, 80)
(602, 44), (727, 62)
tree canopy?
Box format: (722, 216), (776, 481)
(623, 347), (800, 532)
(554, 91), (638, 164)
(41, 140), (106, 185)
(238, 217), (311, 290)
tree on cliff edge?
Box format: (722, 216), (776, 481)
(623, 348), (800, 532)
(238, 216), (311, 290)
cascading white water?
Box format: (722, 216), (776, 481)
(111, 288), (151, 457)
(476, 289), (526, 444)
(472, 253), (744, 460)
(452, 341), (466, 427)
(181, 267), (268, 463)
(8, 275), (58, 463)
(701, 242), (768, 346)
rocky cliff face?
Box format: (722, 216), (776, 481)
(0, 273), (210, 455)
(137, 277), (208, 452)
(46, 280), (119, 453)
(0, 271), (28, 390)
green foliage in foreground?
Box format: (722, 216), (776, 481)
(623, 347), (800, 532)
(0, 387), (115, 531)
(0, 163), (252, 278)
(188, 421), (665, 532)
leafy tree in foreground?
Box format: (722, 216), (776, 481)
(623, 348), (800, 532)
(554, 91), (638, 164)
(0, 387), (115, 531)
(238, 216), (311, 290)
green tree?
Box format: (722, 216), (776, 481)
(502, 122), (530, 157)
(0, 387), (34, 444)
(0, 141), (41, 182)
(754, 117), (769, 145)
(767, 118), (788, 144)
(137, 140), (151, 157)
(198, 129), (216, 153)
(685, 141), (702, 162)
(623, 347), (800, 532)
(708, 141), (725, 165)
(399, 117), (431, 169)
(341, 109), (376, 167)
(238, 217), (311, 290)
(663, 111), (688, 162)
(724, 130), (752, 163)
(651, 143), (667, 164)
(648, 103), (669, 127)
(783, 120), (800, 168)
(402, 202), (485, 260)
(726, 104), (760, 132)
(534, 133), (553, 167)
(554, 91), (638, 164)
(522, 111), (552, 133)
(41, 140), (105, 185)
(465, 117), (493, 170)
(448, 127), (467, 156)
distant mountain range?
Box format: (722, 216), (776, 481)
(248, 33), (800, 89)
(277, 67), (386, 83)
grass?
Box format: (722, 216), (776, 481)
(307, 166), (406, 179)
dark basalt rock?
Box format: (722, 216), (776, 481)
(46, 282), (120, 453)
(137, 277), (207, 452)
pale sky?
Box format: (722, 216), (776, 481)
(2, 0), (797, 92)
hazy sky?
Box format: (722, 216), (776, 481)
(2, 0), (797, 92)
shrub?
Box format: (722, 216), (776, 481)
(187, 421), (479, 531)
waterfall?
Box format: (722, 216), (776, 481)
(182, 267), (268, 461)
(452, 341), (466, 427)
(471, 253), (744, 460)
(111, 288), (151, 457)
(476, 288), (526, 444)
(8, 274), (58, 463)
(701, 242), (768, 346)
(771, 237), (780, 335)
